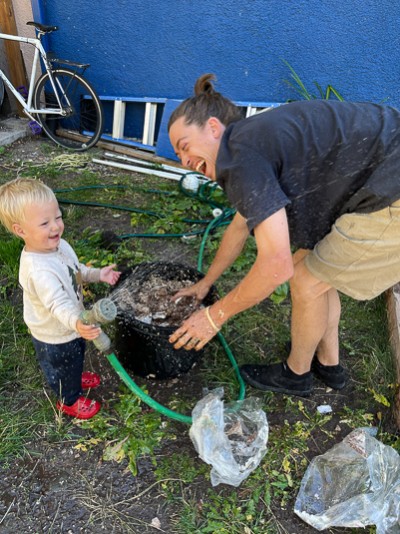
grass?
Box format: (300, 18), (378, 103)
(0, 234), (23, 291)
(0, 141), (397, 533)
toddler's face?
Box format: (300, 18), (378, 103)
(14, 200), (64, 253)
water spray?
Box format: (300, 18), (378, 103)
(80, 298), (117, 352)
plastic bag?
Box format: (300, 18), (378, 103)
(294, 427), (400, 533)
(189, 388), (269, 487)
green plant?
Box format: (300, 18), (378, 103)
(129, 186), (222, 236)
(176, 485), (270, 534)
(282, 59), (345, 101)
(77, 388), (170, 475)
(154, 451), (209, 503)
(72, 228), (138, 267)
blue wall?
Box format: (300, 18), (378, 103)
(32, 0), (400, 106)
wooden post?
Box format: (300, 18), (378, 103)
(0, 0), (28, 115)
(386, 285), (400, 428)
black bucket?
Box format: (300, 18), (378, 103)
(111, 261), (218, 379)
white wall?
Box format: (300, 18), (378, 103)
(0, 1), (37, 115)
(13, 0), (37, 81)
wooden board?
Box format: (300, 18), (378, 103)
(385, 284), (400, 428)
(0, 0), (28, 115)
(57, 128), (185, 168)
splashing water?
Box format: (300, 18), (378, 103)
(109, 273), (202, 327)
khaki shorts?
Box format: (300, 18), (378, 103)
(304, 199), (400, 300)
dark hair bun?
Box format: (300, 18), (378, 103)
(194, 73), (216, 97)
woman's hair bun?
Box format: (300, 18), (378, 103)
(194, 73), (216, 96)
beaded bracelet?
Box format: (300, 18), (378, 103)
(205, 306), (220, 333)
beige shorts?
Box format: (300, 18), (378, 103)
(305, 200), (400, 300)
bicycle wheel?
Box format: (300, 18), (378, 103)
(33, 68), (103, 151)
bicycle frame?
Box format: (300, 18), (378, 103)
(0, 32), (68, 120)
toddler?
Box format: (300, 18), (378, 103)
(0, 177), (121, 419)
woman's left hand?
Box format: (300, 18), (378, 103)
(169, 307), (220, 351)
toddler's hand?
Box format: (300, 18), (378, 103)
(100, 264), (121, 285)
(76, 319), (102, 340)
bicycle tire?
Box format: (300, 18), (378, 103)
(33, 68), (103, 151)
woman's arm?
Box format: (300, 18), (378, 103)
(172, 211), (250, 301)
(169, 208), (293, 350)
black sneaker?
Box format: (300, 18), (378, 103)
(284, 341), (348, 390)
(311, 359), (347, 390)
(239, 362), (313, 397)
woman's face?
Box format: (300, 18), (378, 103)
(169, 116), (225, 180)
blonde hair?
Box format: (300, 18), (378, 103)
(168, 73), (243, 131)
(0, 178), (57, 234)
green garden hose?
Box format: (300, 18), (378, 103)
(106, 325), (246, 425)
(106, 351), (193, 424)
(55, 177), (246, 424)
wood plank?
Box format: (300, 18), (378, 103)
(385, 284), (400, 428)
(0, 0), (28, 115)
(56, 128), (185, 168)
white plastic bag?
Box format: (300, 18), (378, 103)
(189, 388), (269, 487)
(294, 427), (400, 533)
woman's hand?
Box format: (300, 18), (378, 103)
(169, 306), (220, 351)
(171, 278), (211, 302)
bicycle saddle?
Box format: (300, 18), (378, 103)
(26, 21), (58, 33)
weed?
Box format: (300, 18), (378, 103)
(77, 388), (171, 475)
(129, 185), (223, 236)
(176, 486), (270, 533)
(282, 59), (345, 101)
(154, 451), (209, 502)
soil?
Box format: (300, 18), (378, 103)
(0, 136), (393, 534)
(112, 271), (202, 326)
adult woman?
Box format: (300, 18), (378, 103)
(168, 73), (400, 396)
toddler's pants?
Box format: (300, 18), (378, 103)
(32, 336), (85, 405)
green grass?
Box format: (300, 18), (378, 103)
(0, 232), (23, 291)
(0, 298), (58, 461)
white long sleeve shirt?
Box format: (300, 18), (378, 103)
(19, 239), (101, 344)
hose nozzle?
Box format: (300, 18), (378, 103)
(80, 298), (117, 352)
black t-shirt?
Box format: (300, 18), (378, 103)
(216, 100), (400, 248)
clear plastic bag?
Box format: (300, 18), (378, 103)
(189, 388), (269, 487)
(294, 427), (400, 533)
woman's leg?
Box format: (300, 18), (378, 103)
(288, 250), (338, 374)
(316, 287), (341, 365)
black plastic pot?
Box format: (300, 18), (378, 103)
(113, 261), (218, 379)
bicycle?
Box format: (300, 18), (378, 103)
(0, 21), (104, 151)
